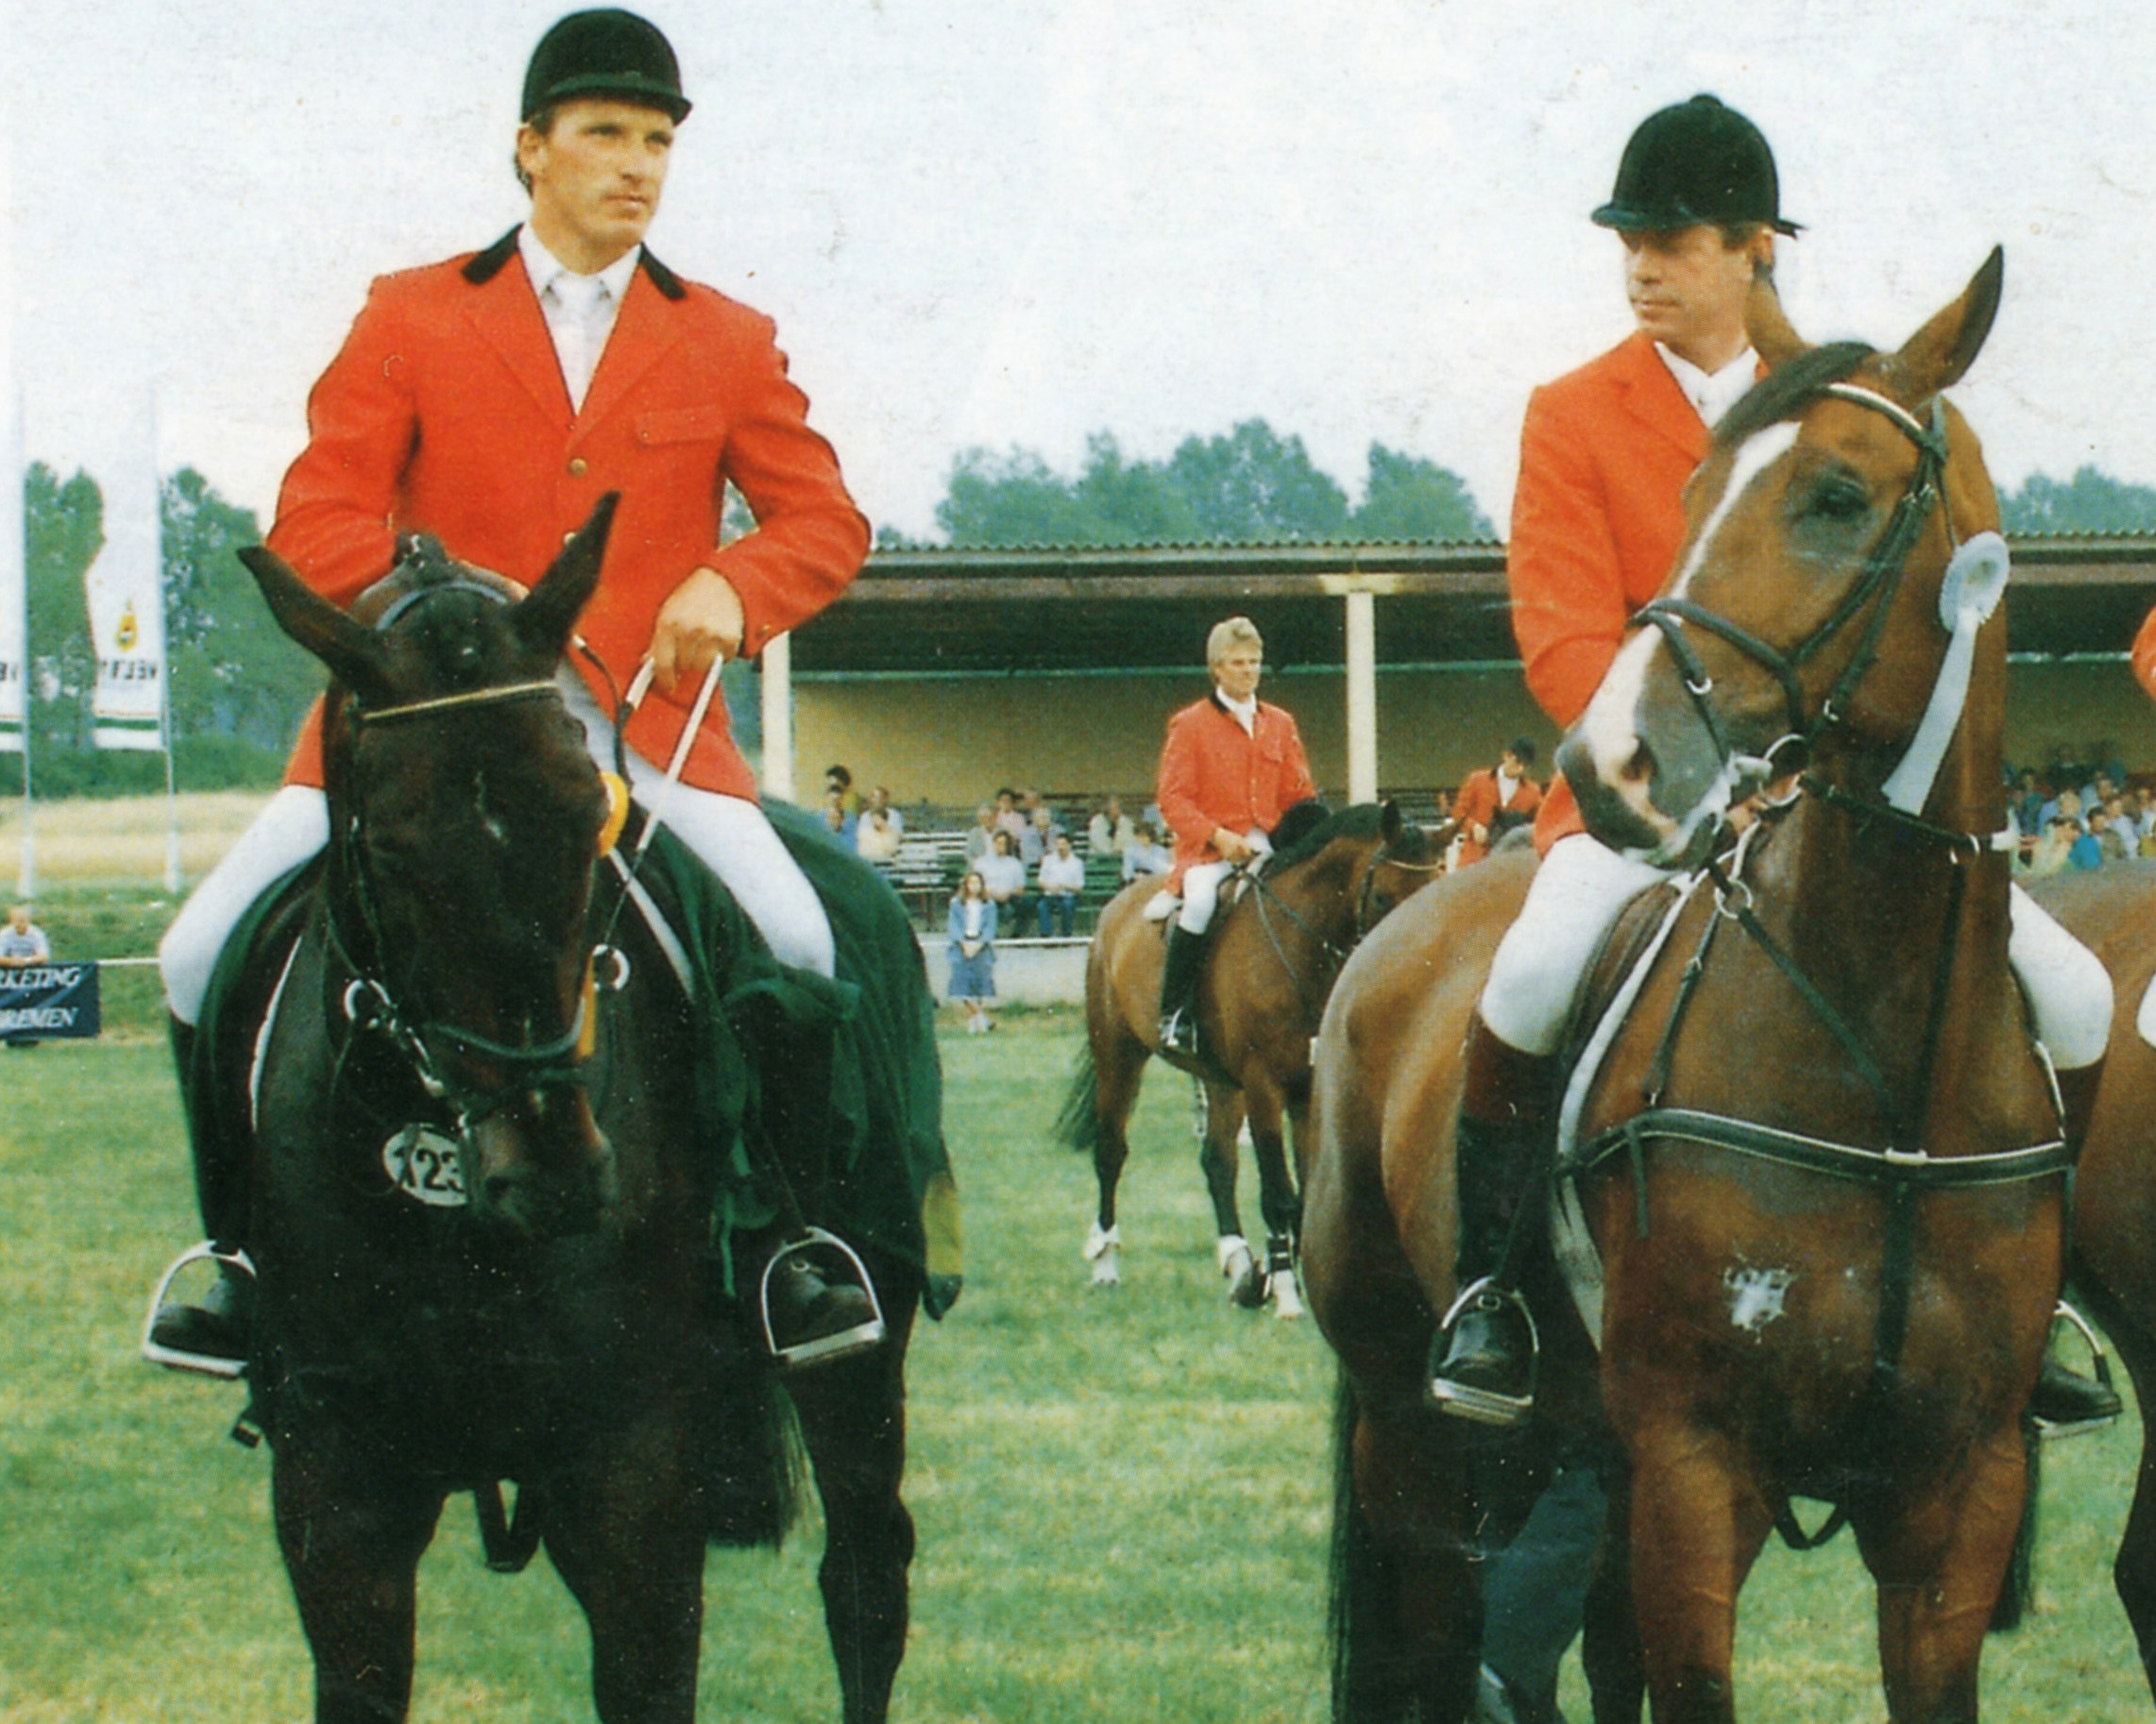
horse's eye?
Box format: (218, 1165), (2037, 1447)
(1805, 474), (1871, 521)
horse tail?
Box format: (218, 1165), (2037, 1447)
(1054, 1039), (1101, 1156)
(703, 1334), (809, 1549)
(1328, 1368), (1410, 1722)
(1989, 1425), (2042, 1633)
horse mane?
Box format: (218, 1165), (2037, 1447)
(1714, 340), (1876, 452)
(1268, 803), (1435, 874)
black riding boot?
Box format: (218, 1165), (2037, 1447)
(740, 1008), (882, 1371)
(145, 1015), (256, 1373)
(2029, 1060), (2124, 1436)
(1429, 1019), (1559, 1428)
(1158, 923), (1206, 1056)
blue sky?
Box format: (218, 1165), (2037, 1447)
(8, 0), (2152, 539)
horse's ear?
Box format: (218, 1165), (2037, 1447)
(515, 492), (617, 659)
(237, 547), (390, 701)
(1380, 799), (1405, 848)
(1880, 246), (2004, 402)
(1746, 262), (1808, 370)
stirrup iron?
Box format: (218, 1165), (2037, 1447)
(1427, 1276), (1538, 1428)
(141, 1243), (256, 1379)
(758, 1226), (886, 1369)
(2034, 1298), (2120, 1441)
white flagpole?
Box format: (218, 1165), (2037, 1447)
(1, 107), (28, 897)
(152, 389), (179, 892)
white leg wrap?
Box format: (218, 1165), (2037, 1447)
(2007, 884), (2114, 1071)
(159, 786), (330, 1026)
(561, 673), (835, 977)
(1480, 836), (1671, 1056)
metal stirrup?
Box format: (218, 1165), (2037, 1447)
(758, 1228), (887, 1369)
(141, 1243), (257, 1379)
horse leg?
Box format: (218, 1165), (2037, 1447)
(2117, 1387), (2156, 1700)
(1854, 1428), (2029, 1724)
(543, 1412), (712, 1724)
(271, 1440), (443, 1724)
(786, 1286), (922, 1724)
(1624, 1426), (1773, 1724)
(1086, 1032), (1146, 1289)
(1333, 1392), (1483, 1722)
(1248, 1079), (1302, 1319)
(1579, 1462), (1645, 1724)
(1198, 1083), (1263, 1306)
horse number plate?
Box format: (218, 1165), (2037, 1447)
(383, 1125), (468, 1208)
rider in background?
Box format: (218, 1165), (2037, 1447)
(1450, 736), (1543, 869)
(151, 8), (889, 1373)
(1153, 617), (1316, 1056)
(1430, 93), (2120, 1431)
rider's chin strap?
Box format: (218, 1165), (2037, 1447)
(1878, 530), (2012, 816)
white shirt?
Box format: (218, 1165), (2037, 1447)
(518, 226), (639, 412)
(1656, 344), (1759, 431)
(1040, 852), (1086, 892)
(1217, 689), (1259, 736)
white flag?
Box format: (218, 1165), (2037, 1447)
(83, 395), (165, 751)
(0, 391), (23, 754)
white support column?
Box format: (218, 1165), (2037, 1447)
(760, 633), (795, 803)
(1345, 588), (1378, 803)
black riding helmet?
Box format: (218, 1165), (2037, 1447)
(523, 8), (691, 124)
(1592, 94), (1799, 236)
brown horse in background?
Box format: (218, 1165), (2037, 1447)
(1059, 802), (1443, 1313)
(1305, 251), (2073, 1723)
(2030, 860), (2156, 1706)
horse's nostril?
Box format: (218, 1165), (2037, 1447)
(1621, 743), (1655, 787)
(484, 1174), (516, 1207)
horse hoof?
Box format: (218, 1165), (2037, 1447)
(1219, 1236), (1265, 1308)
(1089, 1255), (1122, 1289)
(1269, 1270), (1304, 1321)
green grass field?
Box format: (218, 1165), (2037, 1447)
(1, 888), (2150, 1720)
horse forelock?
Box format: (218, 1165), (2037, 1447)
(1714, 341), (1876, 454)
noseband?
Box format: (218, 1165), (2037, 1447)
(1631, 380), (1951, 788)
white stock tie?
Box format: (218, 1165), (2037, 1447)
(551, 274), (611, 411)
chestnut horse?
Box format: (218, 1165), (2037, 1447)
(1060, 802), (1442, 1312)
(1305, 250), (2074, 1723)
(222, 507), (923, 1724)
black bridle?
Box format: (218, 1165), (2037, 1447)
(1631, 380), (1952, 790)
(327, 582), (598, 1131)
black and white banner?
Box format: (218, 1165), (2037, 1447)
(0, 963), (102, 1039)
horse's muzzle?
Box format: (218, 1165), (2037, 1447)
(465, 1097), (617, 1239)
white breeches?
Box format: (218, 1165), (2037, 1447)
(1480, 833), (2113, 1071)
(160, 785), (331, 1026)
(1177, 829), (1273, 934)
(160, 675), (835, 1026)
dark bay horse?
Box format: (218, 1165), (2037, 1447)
(2029, 861), (2156, 1704)
(226, 503), (920, 1724)
(1060, 802), (1442, 1313)
(1305, 251), (2072, 1722)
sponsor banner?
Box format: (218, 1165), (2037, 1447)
(0, 390), (23, 753)
(84, 397), (165, 751)
(0, 961), (102, 1040)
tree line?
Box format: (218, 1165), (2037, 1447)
(8, 439), (2155, 798)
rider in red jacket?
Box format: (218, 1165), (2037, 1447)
(150, 9), (882, 1375)
(1432, 95), (2117, 1440)
(1153, 617), (1316, 1053)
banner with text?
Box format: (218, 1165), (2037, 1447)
(0, 962), (102, 1040)
(83, 397), (165, 751)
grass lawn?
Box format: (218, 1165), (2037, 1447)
(0, 970), (2148, 1718)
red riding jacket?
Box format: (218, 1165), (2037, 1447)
(1507, 332), (1709, 851)
(269, 230), (870, 799)
(1156, 693), (1317, 890)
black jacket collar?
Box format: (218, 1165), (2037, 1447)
(461, 227), (687, 300)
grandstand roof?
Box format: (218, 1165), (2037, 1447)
(790, 534), (2156, 676)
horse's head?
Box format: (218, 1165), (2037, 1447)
(1558, 249), (2010, 868)
(1267, 801), (1445, 940)
(239, 497), (622, 1240)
